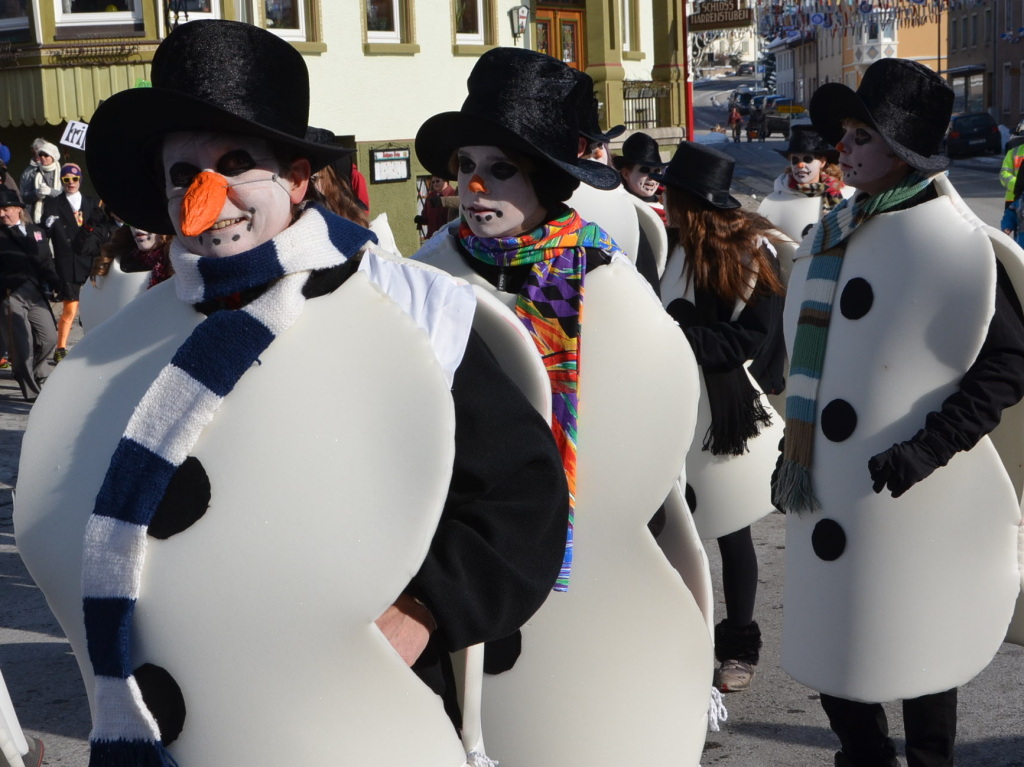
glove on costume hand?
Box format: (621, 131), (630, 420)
(666, 298), (700, 330)
(868, 429), (949, 498)
(38, 184), (52, 197)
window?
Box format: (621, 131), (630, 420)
(950, 19), (958, 51)
(454, 0), (485, 45)
(986, 8), (992, 42)
(1007, 0), (1014, 34)
(621, 0), (640, 53)
(367, 0), (402, 43)
(265, 0), (306, 40)
(971, 13), (978, 46)
(165, 0), (221, 25)
(1003, 62), (1012, 113)
(53, 0), (144, 29)
(0, 0), (28, 31)
(962, 16), (968, 49)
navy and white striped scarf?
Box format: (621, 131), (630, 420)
(82, 205), (374, 766)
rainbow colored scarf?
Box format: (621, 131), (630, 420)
(460, 208), (619, 590)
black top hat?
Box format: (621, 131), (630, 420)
(86, 20), (351, 234)
(810, 58), (953, 173)
(305, 126), (357, 185)
(776, 125), (839, 163)
(415, 48), (620, 192)
(614, 132), (668, 169)
(652, 141), (741, 210)
(571, 69), (625, 144)
(0, 188), (25, 209)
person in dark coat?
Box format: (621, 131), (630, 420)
(0, 187), (58, 402)
(42, 162), (99, 361)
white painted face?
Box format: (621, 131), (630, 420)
(162, 132), (310, 258)
(622, 163), (660, 198)
(835, 120), (905, 195)
(0, 205), (22, 226)
(789, 154), (824, 185)
(457, 145), (546, 238)
(130, 226), (159, 252)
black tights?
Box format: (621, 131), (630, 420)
(716, 525), (757, 626)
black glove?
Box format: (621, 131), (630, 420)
(867, 430), (948, 498)
(413, 214), (426, 226)
(665, 298), (700, 330)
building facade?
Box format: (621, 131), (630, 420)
(0, 1), (692, 256)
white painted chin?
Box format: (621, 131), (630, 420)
(463, 207), (524, 239)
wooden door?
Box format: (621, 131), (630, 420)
(535, 8), (585, 70)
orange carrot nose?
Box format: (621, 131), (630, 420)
(835, 141), (846, 153)
(468, 174), (489, 194)
(180, 171), (229, 237)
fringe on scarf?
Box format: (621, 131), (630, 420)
(771, 458), (820, 514)
(701, 368), (774, 456)
(89, 740), (179, 767)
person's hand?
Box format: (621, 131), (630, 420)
(38, 184), (52, 197)
(665, 298), (700, 329)
(374, 593), (435, 666)
(867, 434), (944, 498)
(1005, 228), (1015, 236)
(44, 215), (57, 229)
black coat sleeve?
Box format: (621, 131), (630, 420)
(920, 261), (1024, 460)
(670, 289), (783, 374)
(28, 226), (59, 287)
(405, 330), (569, 653)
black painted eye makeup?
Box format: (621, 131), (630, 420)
(457, 156), (477, 174)
(491, 161), (519, 180)
(217, 150), (257, 177)
(791, 155), (816, 165)
(854, 129), (872, 146)
(168, 162), (200, 188)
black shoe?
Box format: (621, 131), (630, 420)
(53, 347), (66, 363)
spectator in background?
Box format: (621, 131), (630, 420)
(414, 176), (458, 237)
(0, 187), (58, 402)
(303, 127), (369, 227)
(1000, 136), (1024, 209)
(42, 162), (98, 361)
(19, 139), (62, 224)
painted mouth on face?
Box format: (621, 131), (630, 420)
(209, 216), (247, 232)
(466, 204), (503, 222)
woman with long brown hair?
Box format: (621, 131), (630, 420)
(658, 141), (786, 694)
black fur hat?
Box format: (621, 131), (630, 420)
(652, 141), (741, 210)
(614, 132), (668, 169)
(415, 48), (620, 194)
(776, 125), (839, 163)
(810, 58), (953, 173)
(86, 20), (350, 234)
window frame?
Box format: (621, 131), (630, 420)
(264, 0), (307, 41)
(165, 0), (223, 26)
(367, 0), (402, 44)
(950, 18), (958, 52)
(454, 0), (485, 46)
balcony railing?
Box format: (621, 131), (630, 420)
(623, 80), (672, 130)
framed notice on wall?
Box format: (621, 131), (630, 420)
(370, 147), (411, 183)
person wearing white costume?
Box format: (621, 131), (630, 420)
(774, 59), (1024, 767)
(657, 141), (786, 694)
(757, 124), (854, 285)
(13, 21), (570, 767)
(413, 48), (712, 767)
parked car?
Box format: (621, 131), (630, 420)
(943, 112), (1000, 157)
(736, 63), (755, 76)
(728, 87), (768, 116)
(750, 95), (806, 139)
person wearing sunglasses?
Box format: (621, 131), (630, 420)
(41, 162), (99, 361)
(757, 125), (854, 284)
(18, 139), (63, 225)
(613, 131), (669, 225)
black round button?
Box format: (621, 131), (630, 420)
(811, 518), (846, 561)
(821, 399), (857, 442)
(840, 278), (873, 320)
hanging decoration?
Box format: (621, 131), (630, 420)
(756, 0), (994, 40)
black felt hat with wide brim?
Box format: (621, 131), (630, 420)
(86, 20), (351, 234)
(652, 141), (741, 210)
(775, 124), (839, 163)
(415, 48), (620, 192)
(614, 132), (669, 169)
(810, 58), (953, 174)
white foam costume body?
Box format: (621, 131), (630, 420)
(782, 177), (1023, 702)
(757, 173), (856, 285)
(568, 183), (669, 278)
(78, 261), (150, 333)
(415, 230), (713, 766)
(15, 245), (491, 766)
(659, 243), (785, 540)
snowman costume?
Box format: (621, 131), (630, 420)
(776, 59), (1024, 767)
(14, 21), (568, 767)
(414, 49), (713, 767)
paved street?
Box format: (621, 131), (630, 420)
(0, 131), (1020, 766)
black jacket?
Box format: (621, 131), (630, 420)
(0, 222), (58, 294)
(42, 193), (99, 286)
